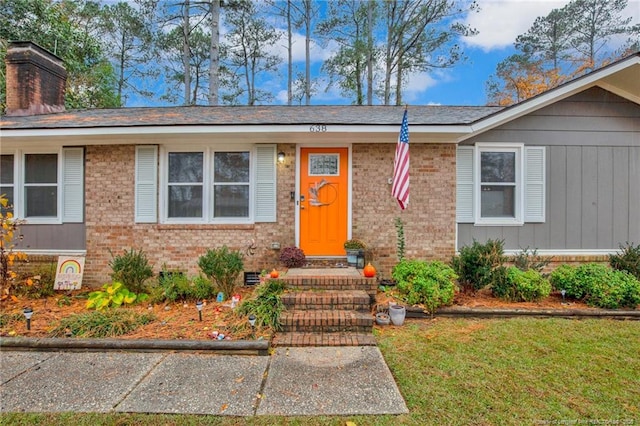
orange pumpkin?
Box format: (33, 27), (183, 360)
(270, 268), (279, 278)
(363, 263), (376, 278)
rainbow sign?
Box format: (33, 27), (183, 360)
(54, 256), (85, 290)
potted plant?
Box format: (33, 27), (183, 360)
(344, 239), (366, 268)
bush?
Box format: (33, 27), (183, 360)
(451, 239), (505, 292)
(609, 242), (640, 280)
(152, 271), (215, 302)
(86, 281), (148, 310)
(109, 248), (154, 294)
(492, 266), (551, 302)
(550, 264), (583, 298)
(392, 260), (457, 314)
(17, 263), (56, 299)
(512, 247), (552, 274)
(198, 246), (244, 300)
(550, 263), (640, 309)
(237, 279), (286, 330)
(279, 246), (306, 268)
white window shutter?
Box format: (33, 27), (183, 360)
(456, 146), (474, 223)
(524, 146), (545, 222)
(62, 148), (84, 223)
(135, 146), (158, 223)
(255, 145), (277, 222)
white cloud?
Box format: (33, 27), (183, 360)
(462, 0), (571, 51)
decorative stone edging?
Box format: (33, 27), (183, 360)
(0, 337), (270, 355)
(406, 306), (640, 320)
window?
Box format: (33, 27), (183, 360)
(24, 153), (58, 217)
(476, 145), (522, 225)
(0, 149), (84, 223)
(161, 148), (254, 223)
(456, 144), (545, 226)
(167, 152), (203, 218)
(213, 152), (250, 218)
(1, 155), (14, 214)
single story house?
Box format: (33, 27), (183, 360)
(1, 42), (638, 286)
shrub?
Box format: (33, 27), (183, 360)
(153, 271), (214, 302)
(344, 239), (366, 249)
(279, 246), (306, 268)
(198, 246), (244, 299)
(451, 239), (505, 292)
(17, 263), (56, 299)
(492, 266), (551, 302)
(86, 281), (148, 310)
(512, 247), (553, 274)
(550, 263), (640, 309)
(50, 310), (155, 338)
(609, 242), (640, 280)
(237, 279), (286, 330)
(1, 194), (27, 302)
(392, 260), (458, 314)
(109, 248), (153, 294)
(550, 264), (583, 297)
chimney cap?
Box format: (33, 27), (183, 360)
(7, 41), (65, 63)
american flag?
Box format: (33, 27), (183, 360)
(392, 109), (410, 209)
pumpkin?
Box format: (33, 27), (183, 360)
(363, 263), (376, 278)
(270, 268), (279, 278)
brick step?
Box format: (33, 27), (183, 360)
(273, 332), (377, 347)
(281, 290), (371, 311)
(280, 310), (373, 333)
(280, 276), (377, 294)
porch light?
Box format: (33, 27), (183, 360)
(196, 300), (203, 321)
(23, 307), (33, 330)
(277, 151), (286, 163)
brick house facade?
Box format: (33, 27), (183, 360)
(2, 42), (638, 288)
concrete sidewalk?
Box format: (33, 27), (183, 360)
(0, 347), (408, 416)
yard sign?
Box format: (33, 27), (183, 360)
(54, 256), (85, 290)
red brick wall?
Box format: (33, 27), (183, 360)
(351, 143), (457, 279)
(83, 144), (296, 286)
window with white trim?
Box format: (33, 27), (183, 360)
(0, 148), (84, 224)
(457, 143), (545, 226)
(161, 147), (253, 223)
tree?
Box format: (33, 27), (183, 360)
(0, 0), (119, 111)
(564, 0), (632, 68)
(487, 0), (637, 105)
(99, 1), (157, 105)
(380, 0), (477, 105)
(222, 0), (281, 105)
(318, 0), (378, 105)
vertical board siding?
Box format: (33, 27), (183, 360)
(458, 145), (639, 250)
(458, 87), (639, 251)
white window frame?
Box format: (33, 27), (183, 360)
(474, 143), (524, 226)
(0, 153), (17, 213)
(1, 148), (63, 224)
(159, 145), (255, 224)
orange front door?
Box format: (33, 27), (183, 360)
(299, 148), (348, 256)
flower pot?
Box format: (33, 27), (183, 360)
(376, 312), (390, 326)
(389, 304), (406, 326)
(345, 249), (365, 268)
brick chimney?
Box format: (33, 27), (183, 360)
(5, 41), (67, 116)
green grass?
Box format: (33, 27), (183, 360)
(49, 309), (156, 338)
(2, 318), (639, 425)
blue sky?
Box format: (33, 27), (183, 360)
(127, 0), (639, 107)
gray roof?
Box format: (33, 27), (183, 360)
(0, 105), (502, 130)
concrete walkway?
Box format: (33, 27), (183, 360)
(0, 346), (408, 416)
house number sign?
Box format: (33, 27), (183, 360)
(309, 124), (327, 132)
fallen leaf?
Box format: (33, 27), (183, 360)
(220, 403), (228, 412)
(235, 376), (244, 383)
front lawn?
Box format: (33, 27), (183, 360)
(2, 318), (639, 425)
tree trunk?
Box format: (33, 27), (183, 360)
(304, 0), (311, 105)
(208, 0), (220, 105)
(287, 0), (293, 105)
(183, 0), (191, 105)
(366, 0), (373, 105)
